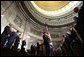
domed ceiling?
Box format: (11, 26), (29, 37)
(18, 1), (82, 28)
(31, 1), (82, 17)
(33, 1), (70, 11)
(14, 1), (83, 28)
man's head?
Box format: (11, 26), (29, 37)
(74, 7), (79, 13)
(43, 25), (48, 33)
(4, 26), (11, 34)
(17, 30), (19, 33)
(22, 40), (26, 47)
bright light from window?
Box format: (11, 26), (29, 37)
(1, 14), (4, 17)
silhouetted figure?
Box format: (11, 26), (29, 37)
(13, 31), (20, 50)
(19, 40), (28, 56)
(31, 45), (36, 56)
(5, 31), (18, 49)
(64, 32), (73, 56)
(37, 42), (40, 56)
(43, 33), (50, 56)
(1, 26), (11, 48)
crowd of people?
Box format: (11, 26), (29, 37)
(1, 6), (83, 56)
(1, 24), (53, 56)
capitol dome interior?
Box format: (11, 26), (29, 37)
(1, 1), (83, 56)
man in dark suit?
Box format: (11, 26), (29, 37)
(13, 31), (20, 49)
(1, 26), (11, 48)
(5, 30), (18, 49)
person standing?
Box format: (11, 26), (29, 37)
(1, 25), (11, 48)
(42, 26), (53, 56)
